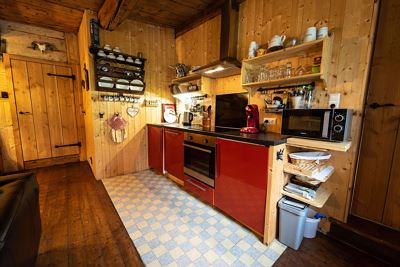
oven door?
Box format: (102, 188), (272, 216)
(282, 109), (332, 139)
(184, 142), (215, 187)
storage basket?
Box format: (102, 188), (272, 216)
(289, 151), (331, 171)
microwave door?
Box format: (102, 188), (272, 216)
(282, 110), (329, 139)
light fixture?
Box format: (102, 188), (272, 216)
(204, 66), (225, 74)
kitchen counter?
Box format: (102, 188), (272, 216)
(148, 123), (287, 146)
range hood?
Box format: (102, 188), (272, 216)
(193, 0), (241, 79)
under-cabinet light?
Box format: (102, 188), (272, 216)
(204, 66), (225, 74)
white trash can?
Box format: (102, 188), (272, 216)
(304, 209), (320, 238)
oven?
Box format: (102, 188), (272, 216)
(282, 109), (353, 141)
(184, 132), (216, 187)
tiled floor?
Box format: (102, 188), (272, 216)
(102, 170), (286, 266)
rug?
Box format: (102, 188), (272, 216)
(102, 170), (286, 266)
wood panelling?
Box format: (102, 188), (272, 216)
(0, 0), (83, 32)
(0, 20), (79, 63)
(175, 0), (378, 224)
(176, 15), (221, 66)
(79, 12), (176, 179)
(98, 0), (139, 30)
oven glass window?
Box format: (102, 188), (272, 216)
(184, 145), (215, 178)
(288, 115), (322, 132)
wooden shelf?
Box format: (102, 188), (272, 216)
(282, 186), (331, 208)
(243, 38), (326, 66)
(243, 73), (321, 89)
(172, 73), (201, 84)
(287, 138), (352, 152)
(96, 87), (144, 95)
(284, 163), (334, 183)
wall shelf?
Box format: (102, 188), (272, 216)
(243, 73), (321, 89)
(282, 187), (331, 208)
(241, 36), (333, 88)
(287, 138), (352, 152)
(172, 73), (201, 84)
(284, 163), (334, 183)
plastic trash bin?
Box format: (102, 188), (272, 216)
(304, 209), (321, 238)
(278, 197), (308, 250)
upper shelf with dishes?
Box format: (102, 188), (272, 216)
(241, 35), (333, 89)
(92, 45), (147, 95)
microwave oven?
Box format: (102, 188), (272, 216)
(282, 109), (352, 142)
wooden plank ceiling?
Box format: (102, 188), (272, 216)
(0, 0), (232, 32)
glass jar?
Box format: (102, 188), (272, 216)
(285, 62), (293, 78)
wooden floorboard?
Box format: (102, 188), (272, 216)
(33, 162), (387, 266)
(35, 162), (143, 267)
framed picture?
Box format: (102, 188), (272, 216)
(161, 104), (177, 123)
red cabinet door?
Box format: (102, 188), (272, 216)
(215, 138), (269, 235)
(148, 126), (163, 173)
(164, 129), (184, 179)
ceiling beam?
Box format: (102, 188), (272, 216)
(98, 0), (140, 31)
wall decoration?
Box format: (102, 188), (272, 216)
(28, 41), (59, 53)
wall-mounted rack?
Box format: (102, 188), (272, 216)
(91, 47), (147, 95)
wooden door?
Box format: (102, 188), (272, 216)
(351, 0), (400, 229)
(11, 58), (80, 162)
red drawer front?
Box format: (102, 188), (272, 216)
(184, 175), (214, 205)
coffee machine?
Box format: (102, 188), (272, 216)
(240, 104), (260, 133)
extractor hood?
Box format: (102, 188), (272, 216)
(192, 0), (241, 79)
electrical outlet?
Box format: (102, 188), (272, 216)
(263, 117), (276, 125)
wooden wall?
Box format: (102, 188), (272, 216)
(176, 15), (221, 66)
(0, 20), (82, 172)
(175, 0), (378, 223)
(79, 11), (176, 179)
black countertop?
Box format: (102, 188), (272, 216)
(148, 123), (287, 146)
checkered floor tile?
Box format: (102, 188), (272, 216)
(102, 170), (286, 266)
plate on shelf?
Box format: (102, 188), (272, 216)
(116, 79), (130, 90)
(130, 79), (144, 91)
(98, 77), (114, 88)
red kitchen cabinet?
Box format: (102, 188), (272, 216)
(148, 126), (164, 173)
(184, 174), (214, 205)
(215, 138), (269, 235)
(164, 129), (184, 180)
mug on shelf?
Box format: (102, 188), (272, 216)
(268, 35), (286, 50)
(304, 27), (317, 42)
(317, 27), (329, 39)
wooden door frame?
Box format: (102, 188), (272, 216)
(3, 54), (85, 170)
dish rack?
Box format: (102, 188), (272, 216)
(91, 47), (146, 95)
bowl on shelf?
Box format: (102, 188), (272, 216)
(98, 77), (114, 88)
(116, 79), (130, 90)
(130, 79), (144, 91)
(113, 47), (121, 53)
(116, 55), (125, 61)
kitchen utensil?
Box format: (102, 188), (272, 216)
(98, 77), (114, 88)
(97, 50), (106, 57)
(116, 79), (129, 90)
(291, 95), (303, 109)
(268, 35), (286, 52)
(107, 53), (116, 59)
(129, 79), (144, 91)
(182, 111), (194, 126)
(126, 56), (134, 63)
(317, 27), (328, 39)
(304, 27), (317, 42)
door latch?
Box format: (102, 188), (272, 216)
(369, 102), (396, 109)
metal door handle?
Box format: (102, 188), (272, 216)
(19, 111), (30, 115)
(186, 179), (206, 191)
(165, 130), (180, 135)
(369, 102), (396, 109)
(184, 144), (212, 153)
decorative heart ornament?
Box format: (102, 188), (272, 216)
(127, 107), (139, 118)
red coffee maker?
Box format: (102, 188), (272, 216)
(240, 104), (260, 133)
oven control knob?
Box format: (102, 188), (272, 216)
(333, 125), (343, 133)
(188, 135), (193, 140)
(203, 139), (208, 144)
(335, 114), (345, 122)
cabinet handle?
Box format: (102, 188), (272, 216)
(165, 130), (180, 135)
(184, 144), (212, 153)
(215, 143), (219, 178)
(19, 111), (30, 115)
(186, 179), (206, 192)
